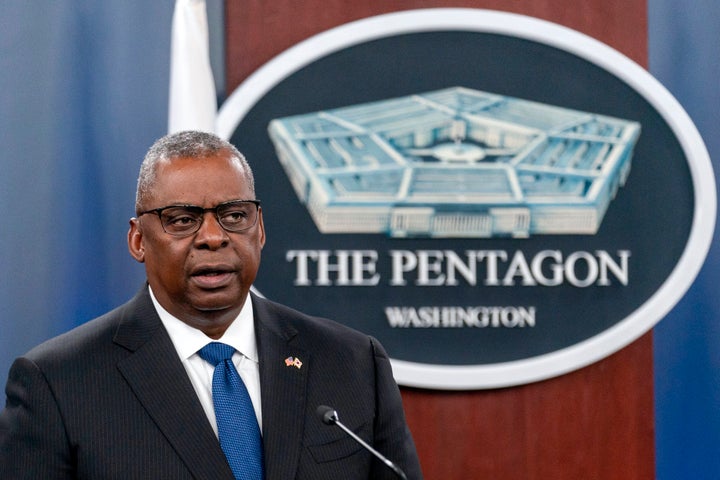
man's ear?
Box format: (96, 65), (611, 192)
(128, 218), (146, 263)
(257, 208), (266, 250)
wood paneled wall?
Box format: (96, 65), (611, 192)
(225, 2), (653, 478)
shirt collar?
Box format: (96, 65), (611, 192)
(149, 286), (258, 363)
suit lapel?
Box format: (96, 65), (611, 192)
(114, 289), (234, 480)
(254, 295), (309, 480)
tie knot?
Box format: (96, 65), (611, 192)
(198, 342), (236, 366)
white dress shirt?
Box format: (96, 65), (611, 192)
(149, 286), (263, 436)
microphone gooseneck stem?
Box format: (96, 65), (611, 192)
(317, 405), (408, 480)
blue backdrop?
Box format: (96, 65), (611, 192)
(649, 1), (720, 477)
(1, 1), (717, 477)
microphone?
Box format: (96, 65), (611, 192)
(316, 405), (408, 480)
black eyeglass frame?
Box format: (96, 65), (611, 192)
(137, 199), (261, 237)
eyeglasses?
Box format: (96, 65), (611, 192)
(137, 199), (261, 237)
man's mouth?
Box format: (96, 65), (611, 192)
(191, 267), (235, 289)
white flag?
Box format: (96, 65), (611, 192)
(168, 0), (217, 134)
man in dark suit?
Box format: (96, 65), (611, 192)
(0, 131), (422, 479)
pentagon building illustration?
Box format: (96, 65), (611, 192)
(267, 87), (640, 238)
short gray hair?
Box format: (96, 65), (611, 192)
(135, 131), (255, 213)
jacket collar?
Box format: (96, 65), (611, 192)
(113, 287), (235, 479)
(253, 293), (309, 480)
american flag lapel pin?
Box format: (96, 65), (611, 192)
(285, 356), (302, 369)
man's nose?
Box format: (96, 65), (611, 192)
(194, 212), (229, 249)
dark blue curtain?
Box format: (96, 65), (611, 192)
(0, 1), (172, 383)
(649, 1), (720, 478)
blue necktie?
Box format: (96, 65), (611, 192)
(198, 342), (264, 480)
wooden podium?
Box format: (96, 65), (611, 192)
(225, 1), (654, 478)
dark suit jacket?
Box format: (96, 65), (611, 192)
(0, 287), (422, 479)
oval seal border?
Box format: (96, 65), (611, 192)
(218, 8), (716, 389)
